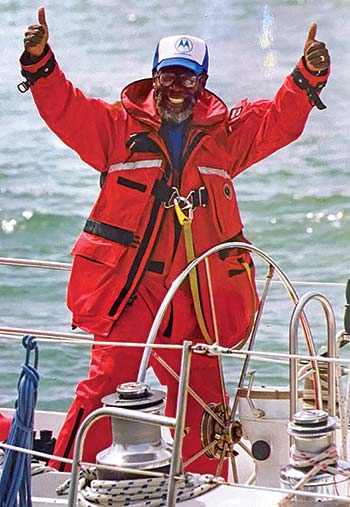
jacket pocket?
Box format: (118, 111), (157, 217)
(68, 231), (129, 320)
(67, 254), (122, 322)
(198, 168), (242, 237)
(92, 164), (162, 232)
(71, 231), (128, 268)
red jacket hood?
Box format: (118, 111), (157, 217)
(121, 78), (228, 130)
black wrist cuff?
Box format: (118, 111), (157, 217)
(20, 44), (50, 66)
(292, 66), (327, 110)
(17, 53), (56, 93)
(301, 56), (328, 77)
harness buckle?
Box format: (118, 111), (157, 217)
(187, 186), (207, 209)
(164, 186), (207, 220)
(174, 195), (193, 220)
(164, 186), (179, 209)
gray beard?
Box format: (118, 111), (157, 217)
(157, 104), (193, 124)
(155, 90), (196, 124)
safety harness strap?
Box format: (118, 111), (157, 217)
(228, 259), (254, 277)
(84, 183), (208, 247)
(174, 203), (213, 345)
(151, 178), (175, 201)
(152, 180), (208, 210)
(292, 66), (327, 110)
(189, 186), (208, 209)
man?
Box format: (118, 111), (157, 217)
(20, 8), (330, 475)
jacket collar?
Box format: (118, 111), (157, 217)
(121, 78), (228, 130)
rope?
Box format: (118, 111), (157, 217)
(56, 467), (216, 507)
(278, 443), (350, 506)
(0, 335), (40, 507)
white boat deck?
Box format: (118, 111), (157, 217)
(1, 251), (350, 506)
(30, 472), (286, 507)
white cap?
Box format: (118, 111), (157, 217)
(152, 35), (209, 75)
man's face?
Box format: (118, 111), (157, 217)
(153, 65), (207, 124)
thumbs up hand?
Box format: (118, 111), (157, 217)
(303, 23), (330, 73)
(24, 7), (49, 59)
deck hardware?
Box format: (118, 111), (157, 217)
(280, 409), (350, 503)
(246, 371), (265, 418)
(96, 381), (172, 480)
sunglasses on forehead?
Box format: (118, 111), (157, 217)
(156, 71), (199, 89)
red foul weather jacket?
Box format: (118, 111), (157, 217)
(20, 46), (329, 344)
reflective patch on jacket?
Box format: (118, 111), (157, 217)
(109, 159), (163, 172)
(228, 98), (248, 132)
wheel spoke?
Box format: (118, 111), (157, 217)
(238, 440), (253, 458)
(215, 442), (228, 477)
(184, 439), (220, 468)
(152, 350), (225, 427)
(217, 355), (229, 417)
(229, 452), (239, 483)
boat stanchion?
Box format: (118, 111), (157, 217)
(280, 409), (350, 503)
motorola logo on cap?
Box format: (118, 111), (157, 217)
(175, 37), (193, 53)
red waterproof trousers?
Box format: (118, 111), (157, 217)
(49, 274), (232, 476)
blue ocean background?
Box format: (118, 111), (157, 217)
(1, 0), (349, 411)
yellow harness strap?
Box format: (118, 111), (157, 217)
(241, 261), (252, 283)
(174, 203), (213, 345)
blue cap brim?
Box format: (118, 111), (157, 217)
(156, 58), (204, 75)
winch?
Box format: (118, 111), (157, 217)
(96, 381), (173, 480)
(280, 409), (350, 502)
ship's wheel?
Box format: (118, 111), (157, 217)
(137, 242), (324, 481)
(199, 400), (246, 479)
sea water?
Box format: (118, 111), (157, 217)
(1, 0), (349, 411)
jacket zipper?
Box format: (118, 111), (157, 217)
(108, 133), (171, 318)
(108, 130), (207, 318)
(108, 177), (168, 316)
